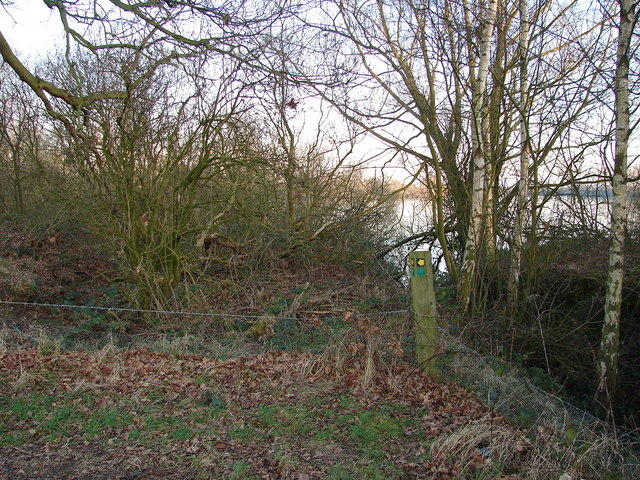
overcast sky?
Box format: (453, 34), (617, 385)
(0, 0), (64, 60)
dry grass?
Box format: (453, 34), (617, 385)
(522, 424), (640, 480)
(431, 417), (532, 477)
(0, 257), (39, 298)
(35, 328), (61, 356)
(429, 415), (639, 480)
(13, 365), (47, 392)
(68, 378), (103, 396)
(0, 324), (9, 353)
(147, 330), (260, 360)
(92, 341), (125, 386)
(92, 338), (118, 365)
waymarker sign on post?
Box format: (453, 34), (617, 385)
(409, 251), (439, 376)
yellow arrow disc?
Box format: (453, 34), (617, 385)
(417, 258), (426, 267)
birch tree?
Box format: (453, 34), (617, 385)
(595, 0), (637, 416)
(507, 0), (531, 314)
(457, 0), (499, 313)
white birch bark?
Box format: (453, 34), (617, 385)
(507, 0), (531, 315)
(595, 0), (635, 416)
(459, 0), (499, 313)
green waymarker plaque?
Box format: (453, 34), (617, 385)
(411, 267), (427, 277)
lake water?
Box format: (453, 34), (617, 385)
(393, 188), (640, 272)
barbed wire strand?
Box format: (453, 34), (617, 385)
(0, 300), (408, 322)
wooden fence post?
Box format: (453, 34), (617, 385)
(409, 250), (439, 376)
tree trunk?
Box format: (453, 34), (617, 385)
(459, 0), (499, 313)
(595, 0), (635, 418)
(507, 0), (531, 316)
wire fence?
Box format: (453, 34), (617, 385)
(423, 324), (640, 477)
(1, 299), (638, 476)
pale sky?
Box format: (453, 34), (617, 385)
(0, 0), (65, 60)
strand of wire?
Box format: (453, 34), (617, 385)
(0, 300), (408, 322)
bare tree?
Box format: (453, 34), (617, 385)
(457, 0), (499, 313)
(292, 0), (609, 314)
(507, 0), (531, 314)
(296, 0), (506, 280)
(31, 45), (252, 308)
(0, 68), (44, 216)
(595, 0), (637, 417)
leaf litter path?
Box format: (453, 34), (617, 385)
(0, 349), (526, 479)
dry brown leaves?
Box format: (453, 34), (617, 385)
(0, 348), (526, 479)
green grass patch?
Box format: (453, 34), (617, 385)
(228, 425), (263, 443)
(84, 406), (133, 438)
(351, 411), (404, 441)
(7, 395), (56, 422)
(1, 394), (86, 442)
(41, 404), (79, 438)
(327, 465), (356, 479)
(254, 404), (316, 436)
(142, 411), (184, 432)
(313, 430), (333, 442)
(172, 425), (196, 441)
(0, 433), (24, 445)
(230, 459), (259, 480)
